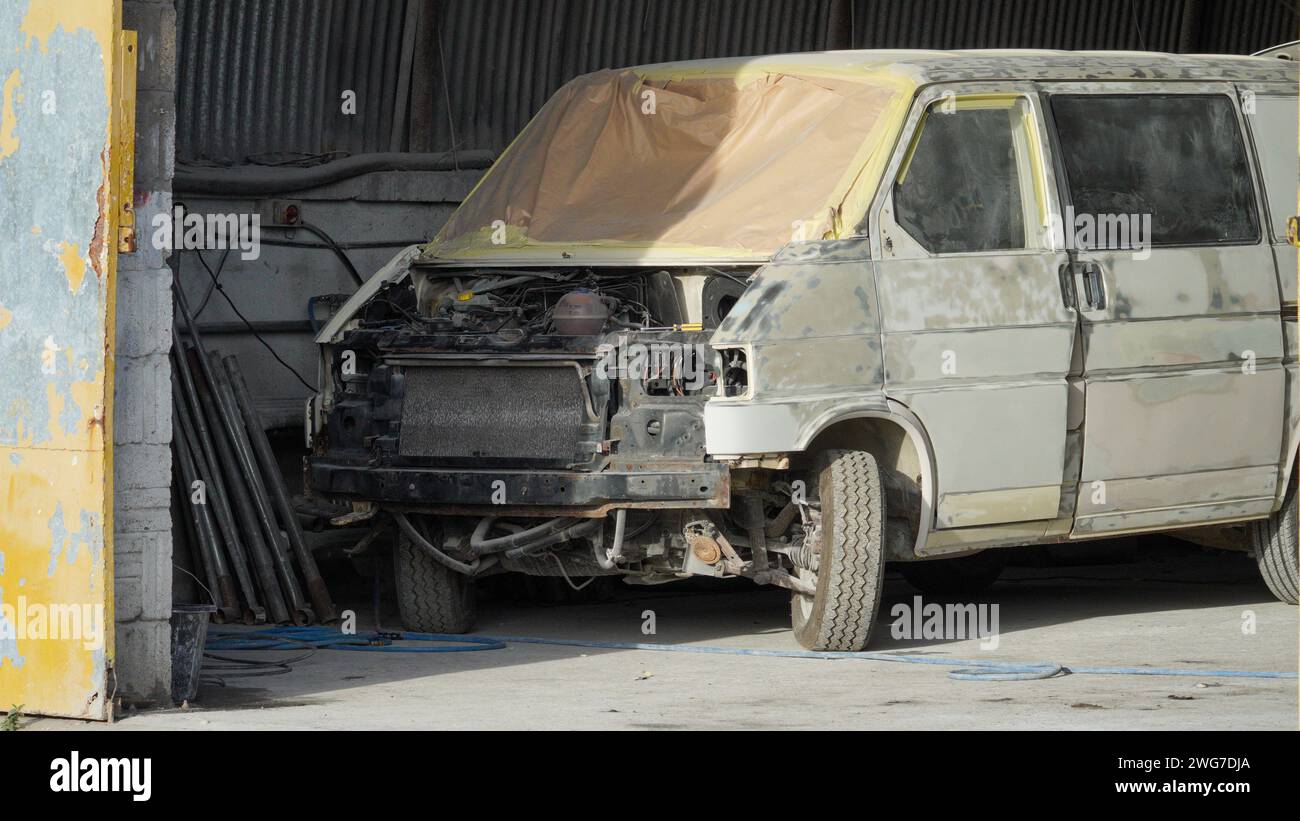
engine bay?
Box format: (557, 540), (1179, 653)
(349, 264), (752, 344)
(309, 263), (756, 489)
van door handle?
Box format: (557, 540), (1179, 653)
(1081, 262), (1106, 310)
(1069, 261), (1107, 311)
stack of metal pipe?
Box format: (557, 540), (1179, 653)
(170, 284), (336, 625)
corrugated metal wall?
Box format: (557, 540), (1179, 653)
(848, 0), (1187, 50)
(176, 0), (1298, 165)
(176, 0), (415, 164)
(412, 0), (841, 154)
(1196, 0), (1299, 55)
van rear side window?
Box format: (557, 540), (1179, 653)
(1051, 95), (1259, 247)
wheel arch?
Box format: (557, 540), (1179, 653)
(1277, 446), (1299, 509)
(798, 402), (936, 556)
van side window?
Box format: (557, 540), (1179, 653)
(1051, 95), (1259, 246)
(894, 101), (1034, 254)
(1248, 95), (1299, 242)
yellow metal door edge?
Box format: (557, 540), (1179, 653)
(100, 24), (138, 719)
(0, 0), (133, 721)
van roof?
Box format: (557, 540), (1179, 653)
(633, 49), (1299, 86)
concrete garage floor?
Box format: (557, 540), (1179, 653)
(37, 542), (1300, 730)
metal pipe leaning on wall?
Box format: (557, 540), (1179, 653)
(174, 282), (292, 624)
(222, 355), (338, 623)
(171, 387), (239, 611)
(169, 369), (264, 624)
(168, 390), (241, 621)
(204, 349), (313, 626)
(180, 342), (291, 624)
(170, 430), (217, 601)
(172, 282), (335, 625)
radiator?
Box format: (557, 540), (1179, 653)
(398, 365), (587, 465)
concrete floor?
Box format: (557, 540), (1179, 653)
(33, 543), (1300, 730)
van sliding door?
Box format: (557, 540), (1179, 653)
(1044, 86), (1285, 535)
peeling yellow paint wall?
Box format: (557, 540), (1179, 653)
(0, 0), (123, 721)
(57, 242), (88, 293)
(0, 69), (20, 159)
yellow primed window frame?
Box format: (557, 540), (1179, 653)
(894, 93), (1050, 252)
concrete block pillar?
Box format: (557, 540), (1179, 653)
(114, 0), (176, 705)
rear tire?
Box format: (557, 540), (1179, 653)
(899, 551), (1006, 597)
(790, 450), (887, 651)
(1250, 484), (1298, 605)
(394, 519), (477, 633)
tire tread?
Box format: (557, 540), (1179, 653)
(793, 450), (886, 651)
(394, 528), (476, 633)
(1251, 484), (1299, 604)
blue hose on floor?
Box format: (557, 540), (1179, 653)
(207, 626), (1297, 681)
(207, 626), (505, 653)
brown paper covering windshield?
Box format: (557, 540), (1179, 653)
(434, 69), (899, 256)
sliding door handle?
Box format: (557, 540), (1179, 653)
(1078, 261), (1107, 310)
(1062, 260), (1107, 311)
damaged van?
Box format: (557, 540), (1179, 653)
(307, 51), (1300, 650)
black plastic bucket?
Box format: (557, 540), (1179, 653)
(170, 604), (217, 703)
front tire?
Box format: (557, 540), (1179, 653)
(1250, 484), (1298, 605)
(790, 450), (887, 651)
(394, 518), (477, 633)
